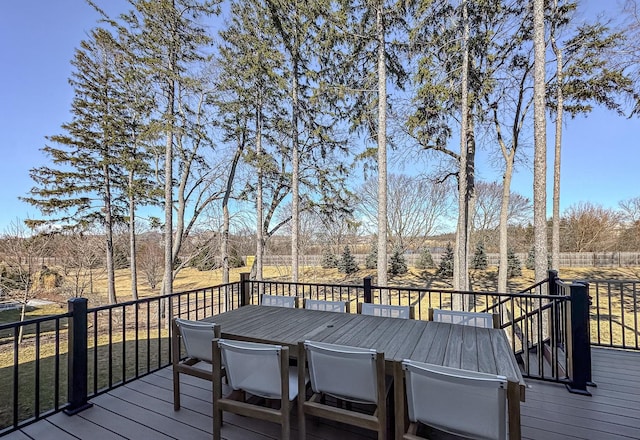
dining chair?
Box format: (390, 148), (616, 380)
(303, 298), (350, 313)
(171, 318), (221, 411)
(213, 338), (305, 440)
(401, 359), (507, 440)
(359, 303), (414, 319)
(298, 340), (388, 440)
(429, 308), (500, 328)
(260, 293), (298, 308)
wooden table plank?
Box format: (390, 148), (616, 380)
(387, 321), (429, 362)
(459, 324), (481, 371)
(443, 321), (464, 369)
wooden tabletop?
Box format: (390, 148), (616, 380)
(207, 305), (524, 384)
(205, 305), (525, 439)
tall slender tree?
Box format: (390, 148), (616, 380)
(23, 28), (128, 304)
(111, 0), (220, 295)
(532, 0), (548, 284)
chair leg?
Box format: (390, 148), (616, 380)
(282, 402), (290, 440)
(173, 371), (180, 411)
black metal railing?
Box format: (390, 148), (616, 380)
(0, 282), (242, 435)
(585, 279), (640, 350)
(2, 270), (613, 435)
(243, 272), (574, 384)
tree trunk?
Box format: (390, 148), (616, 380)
(129, 169), (138, 301)
(256, 100), (264, 282)
(103, 163), (117, 304)
(376, 2), (389, 293)
(454, 0), (471, 308)
(498, 160), (515, 293)
(291, 2), (300, 284)
(551, 0), (563, 271)
(222, 142), (244, 285)
(533, 0), (548, 285)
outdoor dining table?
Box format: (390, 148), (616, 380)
(203, 304), (525, 440)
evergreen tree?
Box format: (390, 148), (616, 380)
(525, 247), (535, 270)
(436, 242), (455, 278)
(321, 248), (339, 269)
(472, 241), (488, 270)
(507, 248), (522, 278)
(23, 28), (129, 304)
(388, 245), (408, 276)
(112, 0), (220, 296)
(338, 246), (358, 275)
(365, 242), (378, 269)
(416, 247), (435, 270)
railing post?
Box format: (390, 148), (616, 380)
(566, 281), (594, 395)
(363, 276), (372, 304)
(547, 270), (559, 296)
(240, 272), (250, 306)
(64, 298), (93, 415)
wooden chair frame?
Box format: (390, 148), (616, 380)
(213, 339), (296, 440)
(171, 318), (221, 411)
(297, 341), (388, 440)
(429, 308), (500, 329)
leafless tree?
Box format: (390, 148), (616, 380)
(0, 221), (53, 342)
(561, 202), (621, 252)
(357, 174), (454, 251)
(58, 231), (104, 300)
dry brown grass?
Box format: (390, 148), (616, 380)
(69, 264), (640, 306)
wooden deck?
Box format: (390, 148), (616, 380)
(3, 347), (639, 440)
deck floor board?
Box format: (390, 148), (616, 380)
(5, 347), (639, 440)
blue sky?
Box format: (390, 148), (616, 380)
(0, 0), (637, 232)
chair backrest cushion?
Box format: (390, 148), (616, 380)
(218, 339), (283, 399)
(402, 360), (507, 440)
(432, 309), (495, 328)
(361, 303), (411, 319)
(304, 340), (378, 404)
(175, 318), (217, 362)
(260, 294), (297, 308)
(304, 299), (347, 312)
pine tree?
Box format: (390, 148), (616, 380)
(472, 241), (488, 270)
(23, 28), (129, 304)
(526, 247), (535, 270)
(365, 242), (378, 269)
(416, 247), (435, 270)
(507, 249), (522, 278)
(338, 246), (358, 275)
(321, 248), (339, 269)
(114, 0), (220, 296)
(436, 243), (455, 278)
(388, 245), (408, 276)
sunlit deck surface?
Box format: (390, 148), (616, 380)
(3, 347), (639, 440)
